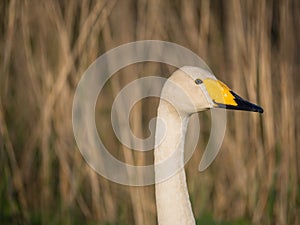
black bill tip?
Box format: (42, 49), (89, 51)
(216, 91), (264, 113)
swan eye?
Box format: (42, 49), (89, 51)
(195, 78), (203, 85)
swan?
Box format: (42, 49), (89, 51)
(154, 66), (263, 225)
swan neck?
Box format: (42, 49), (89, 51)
(155, 100), (195, 225)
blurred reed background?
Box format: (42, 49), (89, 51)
(0, 0), (299, 224)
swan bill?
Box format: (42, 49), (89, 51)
(215, 90), (264, 113)
(203, 78), (263, 113)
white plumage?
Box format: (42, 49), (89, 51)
(154, 66), (263, 225)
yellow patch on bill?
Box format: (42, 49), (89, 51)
(203, 79), (237, 106)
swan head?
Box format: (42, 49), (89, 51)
(161, 66), (263, 115)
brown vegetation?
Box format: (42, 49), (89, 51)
(0, 0), (299, 224)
